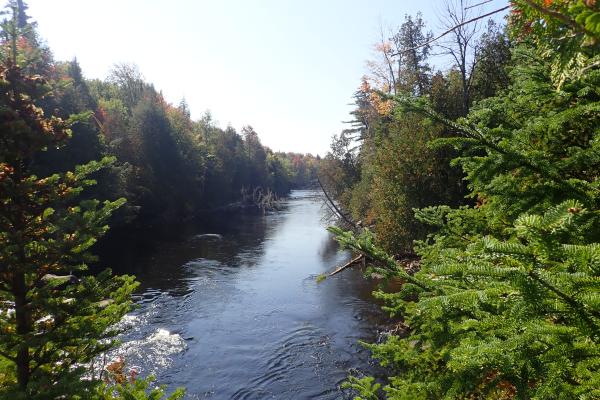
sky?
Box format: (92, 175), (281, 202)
(25, 0), (509, 156)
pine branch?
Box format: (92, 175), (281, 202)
(0, 349), (15, 361)
(527, 270), (600, 336)
(389, 94), (587, 198)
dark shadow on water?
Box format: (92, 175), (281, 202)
(95, 208), (277, 296)
(97, 190), (388, 399)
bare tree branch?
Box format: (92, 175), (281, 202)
(317, 175), (357, 229)
(391, 5), (509, 56)
(378, 24), (398, 95)
(465, 0), (493, 10)
(328, 254), (364, 277)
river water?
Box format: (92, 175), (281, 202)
(108, 190), (385, 399)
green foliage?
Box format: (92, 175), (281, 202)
(320, 11), (510, 256)
(511, 0), (600, 89)
(330, 3), (600, 399)
(95, 376), (185, 400)
(452, 45), (599, 225)
(90, 71), (317, 220)
(369, 112), (464, 254)
(0, 7), (138, 398)
(471, 21), (511, 103)
(335, 201), (600, 399)
(342, 376), (382, 400)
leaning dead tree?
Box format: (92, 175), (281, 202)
(317, 175), (357, 229)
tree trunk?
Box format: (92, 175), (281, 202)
(13, 271), (30, 390)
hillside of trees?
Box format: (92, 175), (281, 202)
(0, 1), (319, 398)
(320, 7), (511, 255)
(323, 0), (600, 399)
(3, 1), (320, 234)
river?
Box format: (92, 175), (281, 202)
(107, 190), (385, 399)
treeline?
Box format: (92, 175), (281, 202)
(321, 9), (510, 255)
(13, 11), (319, 230)
(0, 1), (318, 398)
(325, 1), (600, 399)
(41, 61), (319, 227)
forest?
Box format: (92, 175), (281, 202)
(1, 0), (599, 399)
(0, 0), (319, 398)
(321, 0), (600, 399)
(2, 0), (320, 232)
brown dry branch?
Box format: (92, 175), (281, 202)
(328, 254), (365, 277)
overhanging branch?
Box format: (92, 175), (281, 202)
(391, 5), (509, 56)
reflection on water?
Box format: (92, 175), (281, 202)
(108, 190), (385, 399)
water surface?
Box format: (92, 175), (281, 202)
(109, 190), (384, 399)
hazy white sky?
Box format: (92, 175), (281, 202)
(26, 0), (508, 155)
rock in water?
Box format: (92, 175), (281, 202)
(193, 233), (223, 240)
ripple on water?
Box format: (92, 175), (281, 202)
(183, 258), (240, 279)
(104, 190), (385, 398)
(229, 324), (340, 400)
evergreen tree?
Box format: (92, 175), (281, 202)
(241, 125), (269, 189)
(15, 0), (28, 29)
(0, 8), (137, 399)
(331, 1), (600, 398)
(369, 112), (464, 254)
(392, 13), (432, 96)
(0, 1), (52, 77)
(470, 20), (511, 103)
